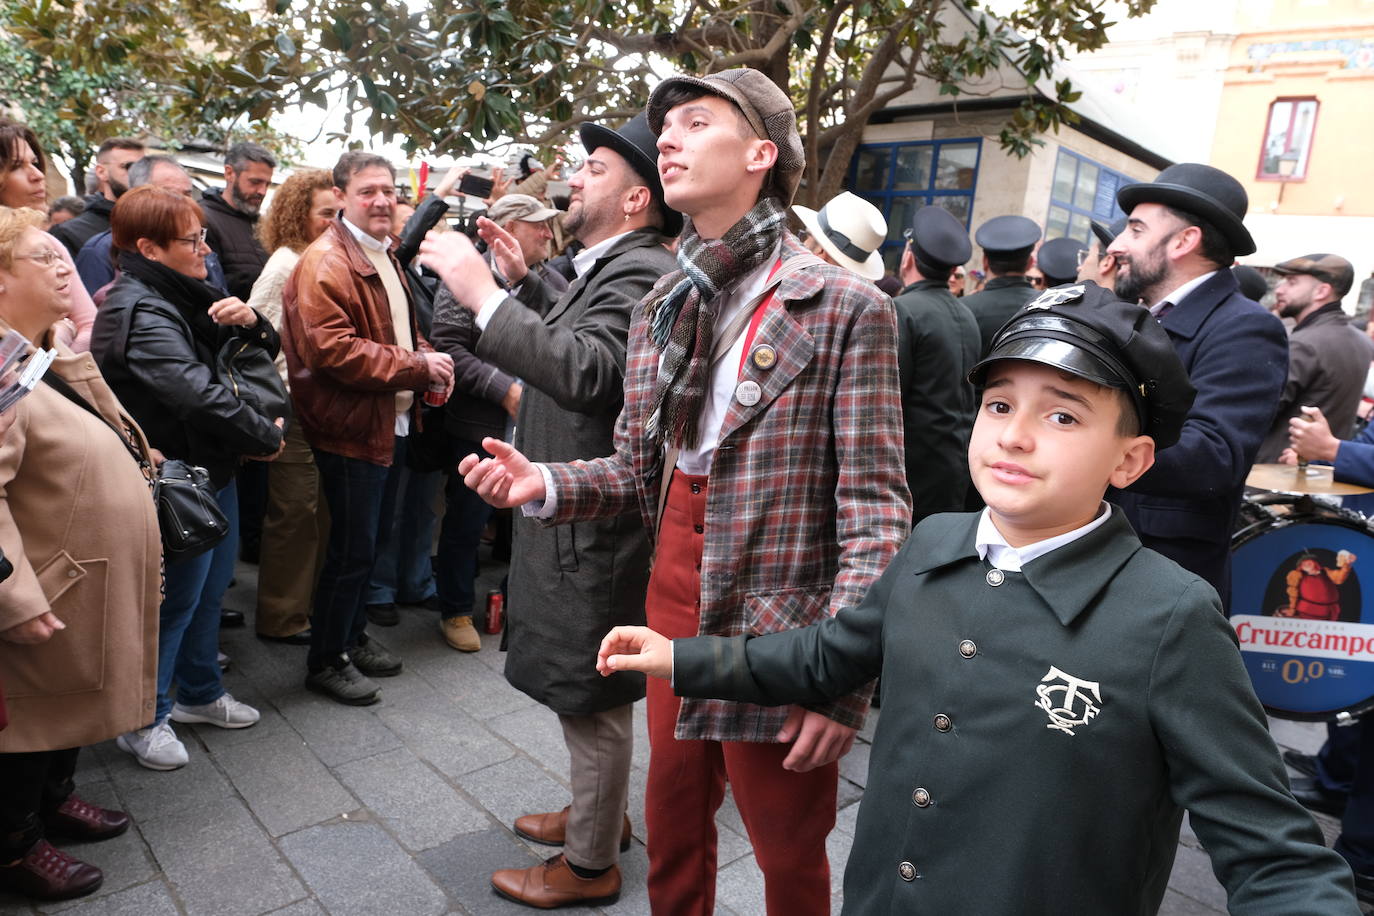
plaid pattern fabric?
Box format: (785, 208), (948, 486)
(645, 198), (787, 449)
(546, 232), (912, 741)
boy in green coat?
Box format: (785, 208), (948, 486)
(598, 282), (1361, 914)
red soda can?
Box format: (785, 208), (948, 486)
(423, 384), (448, 407)
(485, 589), (504, 634)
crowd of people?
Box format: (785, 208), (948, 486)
(1, 59), (1373, 914)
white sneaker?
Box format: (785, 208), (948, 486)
(116, 721), (189, 770)
(170, 693), (260, 729)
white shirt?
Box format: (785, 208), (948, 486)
(975, 502), (1113, 572)
(1149, 270), (1217, 317)
(343, 217), (411, 436)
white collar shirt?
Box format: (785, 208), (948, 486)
(975, 502), (1113, 573)
(1149, 270), (1217, 317)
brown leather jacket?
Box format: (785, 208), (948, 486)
(281, 219), (432, 465)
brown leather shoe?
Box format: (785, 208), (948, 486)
(43, 795), (131, 842)
(491, 854), (620, 909)
(513, 806), (632, 852)
(0, 839), (103, 901)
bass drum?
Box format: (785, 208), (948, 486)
(1229, 493), (1374, 722)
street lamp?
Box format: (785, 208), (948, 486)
(1276, 151), (1300, 206)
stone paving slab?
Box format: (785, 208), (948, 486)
(0, 551), (1367, 915)
(278, 822), (447, 916)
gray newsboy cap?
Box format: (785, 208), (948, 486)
(646, 68), (804, 206)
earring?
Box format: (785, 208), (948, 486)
(624, 212), (631, 222)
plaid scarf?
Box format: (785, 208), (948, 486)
(644, 197), (786, 449)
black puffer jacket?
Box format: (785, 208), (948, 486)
(200, 188), (269, 300)
(91, 275), (283, 488)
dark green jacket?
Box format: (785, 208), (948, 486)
(962, 275), (1037, 357)
(675, 508), (1359, 915)
(891, 280), (979, 524)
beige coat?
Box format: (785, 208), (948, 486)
(0, 338), (161, 752)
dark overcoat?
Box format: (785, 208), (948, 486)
(674, 509), (1360, 915)
(960, 274), (1037, 356)
(891, 278), (980, 524)
(1109, 270), (1288, 605)
(476, 228), (673, 715)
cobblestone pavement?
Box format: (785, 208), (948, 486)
(0, 553), (1361, 915)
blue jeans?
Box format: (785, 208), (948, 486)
(368, 437), (440, 605)
(155, 481), (239, 723)
(435, 438), (493, 621)
(309, 445), (393, 670)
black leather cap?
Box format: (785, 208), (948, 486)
(904, 205), (971, 270)
(969, 282), (1196, 448)
(580, 113), (683, 236)
(1037, 237), (1088, 286)
(1117, 163), (1255, 257)
(975, 215), (1041, 256)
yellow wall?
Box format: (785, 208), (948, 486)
(1213, 8), (1374, 218)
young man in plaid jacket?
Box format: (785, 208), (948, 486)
(438, 70), (911, 913)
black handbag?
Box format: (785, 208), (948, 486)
(216, 335), (290, 424)
(153, 459), (230, 559)
(43, 375), (229, 560)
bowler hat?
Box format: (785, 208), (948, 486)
(792, 192), (886, 280)
(579, 113), (684, 236)
(1090, 217), (1127, 250)
(1117, 163), (1255, 257)
(969, 282), (1196, 448)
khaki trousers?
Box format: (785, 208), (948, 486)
(557, 702), (634, 870)
(255, 423), (328, 637)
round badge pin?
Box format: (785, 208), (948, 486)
(751, 344), (777, 370)
(735, 380), (762, 407)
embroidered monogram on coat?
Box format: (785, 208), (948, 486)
(1034, 665), (1102, 735)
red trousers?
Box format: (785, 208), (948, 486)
(644, 470), (836, 915)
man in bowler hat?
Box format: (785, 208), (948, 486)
(894, 206), (981, 524)
(419, 113), (680, 907)
(1105, 163), (1288, 604)
(962, 214), (1041, 356)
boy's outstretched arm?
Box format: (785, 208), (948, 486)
(598, 626), (673, 680)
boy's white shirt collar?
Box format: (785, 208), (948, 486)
(976, 502), (1113, 573)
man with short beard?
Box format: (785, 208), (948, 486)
(50, 137), (145, 257)
(202, 141), (275, 300)
(1106, 163), (1288, 604)
(420, 114), (677, 907)
(1255, 253), (1371, 463)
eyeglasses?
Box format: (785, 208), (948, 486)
(13, 249), (61, 268)
(1075, 247), (1093, 270)
(173, 228), (209, 248)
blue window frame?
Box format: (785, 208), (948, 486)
(1046, 149), (1131, 244)
(848, 138), (982, 270)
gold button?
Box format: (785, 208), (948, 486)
(986, 568), (1005, 586)
(898, 861), (917, 881)
(933, 714), (952, 732)
(959, 639), (977, 659)
(912, 787), (931, 807)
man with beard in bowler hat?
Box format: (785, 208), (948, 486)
(1106, 163), (1288, 604)
(419, 114), (679, 907)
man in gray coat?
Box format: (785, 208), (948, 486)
(419, 114), (679, 907)
(1257, 253), (1373, 463)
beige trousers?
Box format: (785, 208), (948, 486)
(557, 702), (635, 870)
(255, 423), (328, 637)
